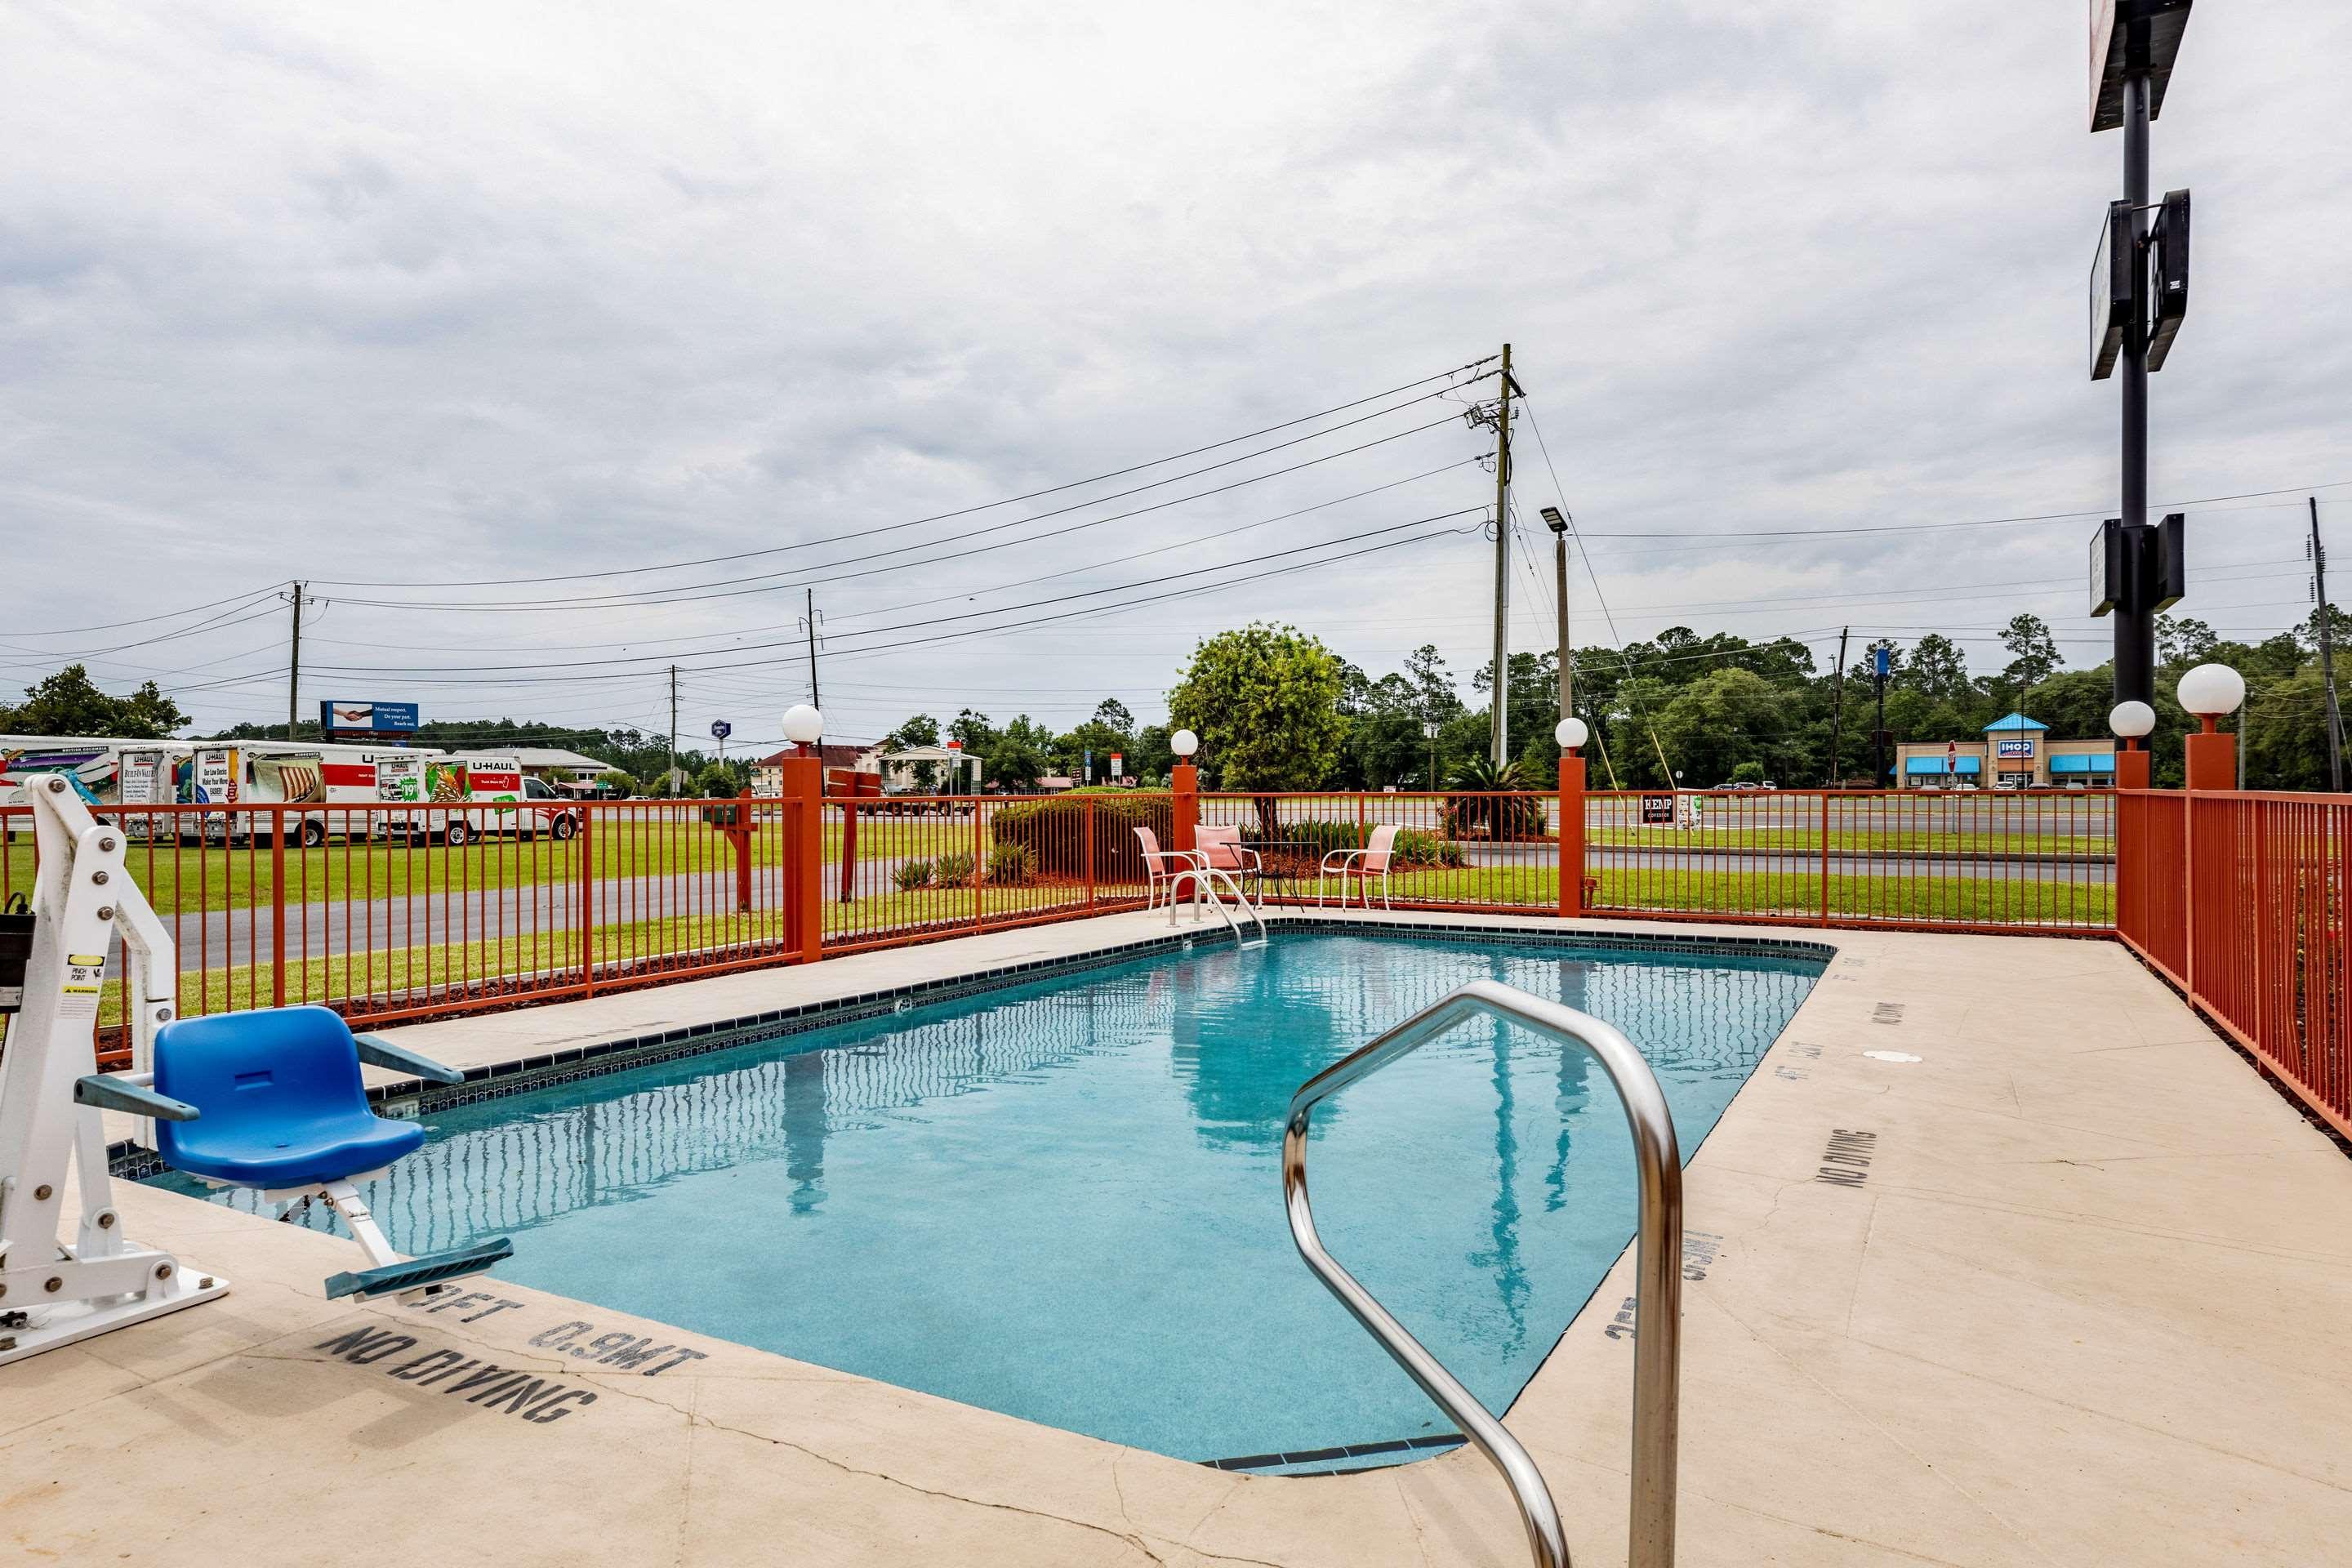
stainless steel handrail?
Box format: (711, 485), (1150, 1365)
(1169, 861), (1267, 946)
(1281, 978), (1683, 1568)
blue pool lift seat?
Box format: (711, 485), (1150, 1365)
(143, 1005), (512, 1301)
(155, 1008), (427, 1188)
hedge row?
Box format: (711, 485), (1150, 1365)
(990, 791), (1174, 882)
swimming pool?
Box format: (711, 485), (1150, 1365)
(155, 929), (1822, 1468)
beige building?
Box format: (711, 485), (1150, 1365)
(1895, 711), (2116, 789)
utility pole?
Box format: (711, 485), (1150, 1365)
(802, 587), (822, 709)
(283, 581), (309, 742)
(2315, 497), (2345, 791)
(1490, 342), (1514, 766)
(667, 665), (678, 794)
(1826, 626), (1851, 787)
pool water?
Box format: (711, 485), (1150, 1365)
(156, 932), (1820, 1466)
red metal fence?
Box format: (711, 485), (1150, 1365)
(3, 782), (2116, 1071)
(2119, 789), (2352, 1139)
(2, 798), (814, 1070)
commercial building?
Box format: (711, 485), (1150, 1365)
(1895, 712), (2116, 790)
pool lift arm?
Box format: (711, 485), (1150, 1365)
(0, 774), (227, 1365)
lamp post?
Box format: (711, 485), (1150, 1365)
(1169, 728), (1200, 856)
(782, 703), (824, 758)
(1423, 718), (1441, 791)
(1556, 717), (1588, 919)
(2176, 662), (2243, 791)
(2109, 699), (2156, 790)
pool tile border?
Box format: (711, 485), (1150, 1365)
(110, 916), (1832, 1180)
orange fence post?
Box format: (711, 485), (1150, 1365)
(2180, 719), (2232, 998)
(1172, 763), (1198, 855)
(778, 755), (824, 963)
(972, 797), (986, 929)
(1557, 751), (1584, 917)
(1818, 791), (1831, 927)
(270, 806), (287, 1007)
(1084, 795), (1098, 911)
(732, 786), (755, 914)
(579, 802), (598, 995)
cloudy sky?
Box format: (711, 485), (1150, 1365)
(3, 2), (2346, 753)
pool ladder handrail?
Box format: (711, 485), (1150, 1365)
(1168, 859), (1268, 947)
(1281, 978), (1683, 1568)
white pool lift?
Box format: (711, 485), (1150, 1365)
(0, 774), (509, 1367)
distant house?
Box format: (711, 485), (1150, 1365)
(842, 743), (982, 795)
(751, 742), (873, 796)
(501, 747), (613, 786)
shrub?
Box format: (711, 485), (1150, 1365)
(991, 791), (1174, 882)
(932, 850), (976, 889)
(986, 842), (1035, 885)
(893, 858), (933, 892)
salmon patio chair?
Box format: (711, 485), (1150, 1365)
(1132, 825), (1205, 910)
(1318, 823), (1400, 910)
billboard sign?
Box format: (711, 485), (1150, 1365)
(1997, 738), (2036, 759)
(321, 701), (421, 735)
(710, 720), (732, 741)
(1640, 793), (1675, 825)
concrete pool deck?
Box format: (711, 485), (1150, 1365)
(8, 910), (2350, 1566)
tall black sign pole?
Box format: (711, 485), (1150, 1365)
(2114, 53), (2153, 706)
(2091, 2), (2193, 706)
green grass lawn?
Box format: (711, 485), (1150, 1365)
(1255, 864), (2111, 927)
(1587, 827), (2113, 856)
(7, 814), (943, 918)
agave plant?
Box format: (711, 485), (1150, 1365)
(1445, 755), (1544, 840)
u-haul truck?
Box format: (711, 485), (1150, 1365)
(378, 755), (582, 845)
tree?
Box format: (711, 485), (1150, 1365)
(1168, 623), (1347, 802)
(1653, 667), (1804, 786)
(884, 713), (940, 748)
(949, 709), (996, 751)
(2243, 664), (2334, 790)
(1897, 634), (1972, 709)
(1998, 615), (2060, 692)
(2158, 615), (2219, 666)
(1090, 698), (1135, 740)
(1, 664), (187, 738)
(982, 715), (1054, 791)
(592, 769), (638, 797)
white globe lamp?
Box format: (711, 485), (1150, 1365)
(1555, 717), (1588, 751)
(781, 703), (825, 753)
(1170, 728), (1199, 760)
(2175, 664), (2245, 731)
(2108, 701), (2155, 746)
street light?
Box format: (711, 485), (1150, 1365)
(1422, 718), (1441, 791)
(1539, 506), (1573, 735)
(1555, 717), (1587, 751)
(1170, 729), (1198, 759)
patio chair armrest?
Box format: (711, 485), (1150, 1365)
(354, 1032), (466, 1086)
(1321, 848), (1367, 871)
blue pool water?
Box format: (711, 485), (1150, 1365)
(157, 932), (1820, 1465)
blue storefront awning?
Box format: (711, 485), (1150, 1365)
(1905, 755), (1981, 775)
(2049, 753), (2115, 774)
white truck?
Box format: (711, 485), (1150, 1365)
(376, 755), (583, 845)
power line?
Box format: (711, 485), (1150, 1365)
(1571, 479), (2352, 540)
(298, 512), (1486, 679)
(306, 359), (1497, 591)
(323, 412), (1475, 614)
